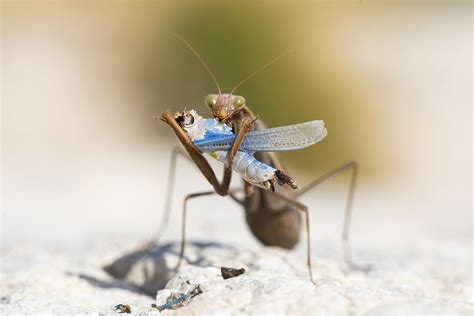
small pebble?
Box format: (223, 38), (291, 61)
(112, 303), (131, 313)
(221, 267), (246, 279)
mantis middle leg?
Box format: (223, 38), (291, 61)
(297, 160), (369, 271)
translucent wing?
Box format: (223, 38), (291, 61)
(194, 120), (327, 152)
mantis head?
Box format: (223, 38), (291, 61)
(204, 93), (246, 122)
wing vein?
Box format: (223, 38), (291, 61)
(194, 120), (327, 152)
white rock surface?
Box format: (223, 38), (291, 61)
(1, 237), (472, 315)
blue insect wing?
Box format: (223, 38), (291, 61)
(193, 133), (233, 145)
(193, 118), (234, 147)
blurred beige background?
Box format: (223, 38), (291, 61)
(1, 2), (471, 248)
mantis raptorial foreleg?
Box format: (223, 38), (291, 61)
(160, 111), (254, 196)
(156, 111), (255, 250)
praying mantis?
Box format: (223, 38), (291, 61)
(156, 34), (368, 283)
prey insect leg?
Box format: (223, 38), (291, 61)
(296, 160), (369, 271)
(174, 188), (243, 272)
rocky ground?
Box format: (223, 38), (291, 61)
(1, 177), (472, 315)
(1, 234), (472, 315)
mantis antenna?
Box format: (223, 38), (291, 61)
(170, 32), (222, 94)
(230, 50), (293, 95)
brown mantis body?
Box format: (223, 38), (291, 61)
(156, 34), (366, 283)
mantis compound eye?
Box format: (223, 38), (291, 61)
(232, 96), (246, 109)
(205, 94), (218, 108)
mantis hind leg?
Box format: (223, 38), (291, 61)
(297, 160), (370, 271)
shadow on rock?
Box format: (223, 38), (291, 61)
(103, 241), (237, 296)
(72, 272), (148, 296)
